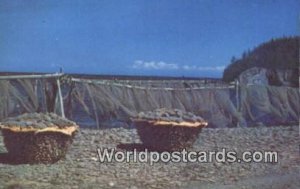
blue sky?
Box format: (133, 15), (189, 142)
(0, 0), (299, 78)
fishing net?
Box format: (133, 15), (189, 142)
(240, 85), (299, 126)
(68, 79), (241, 128)
(0, 78), (61, 120)
(0, 75), (299, 128)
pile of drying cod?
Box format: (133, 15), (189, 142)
(1, 113), (76, 129)
(135, 108), (206, 123)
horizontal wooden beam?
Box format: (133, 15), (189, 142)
(0, 73), (64, 80)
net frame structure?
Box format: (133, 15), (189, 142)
(0, 73), (299, 128)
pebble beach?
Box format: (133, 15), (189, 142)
(0, 125), (299, 189)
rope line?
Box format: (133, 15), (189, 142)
(71, 78), (235, 91)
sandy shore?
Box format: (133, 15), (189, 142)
(0, 125), (299, 189)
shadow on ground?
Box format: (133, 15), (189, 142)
(0, 153), (30, 165)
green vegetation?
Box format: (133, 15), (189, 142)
(223, 36), (299, 82)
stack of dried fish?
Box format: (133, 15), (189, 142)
(132, 108), (208, 151)
(0, 113), (78, 164)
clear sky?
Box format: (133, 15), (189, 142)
(0, 0), (299, 78)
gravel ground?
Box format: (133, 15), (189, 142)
(0, 125), (299, 189)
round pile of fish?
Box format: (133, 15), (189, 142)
(135, 108), (206, 123)
(1, 113), (76, 129)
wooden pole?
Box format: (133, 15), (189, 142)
(236, 79), (239, 112)
(56, 78), (65, 118)
(235, 79), (240, 127)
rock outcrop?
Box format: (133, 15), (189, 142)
(239, 67), (299, 87)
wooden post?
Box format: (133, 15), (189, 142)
(56, 78), (65, 118)
(236, 79), (239, 112)
(235, 79), (240, 127)
(34, 79), (38, 98)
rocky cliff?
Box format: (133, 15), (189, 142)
(239, 67), (299, 87)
